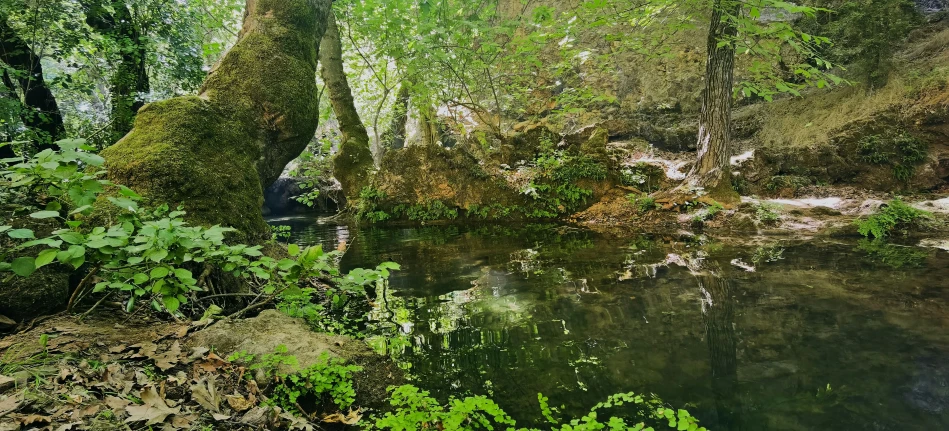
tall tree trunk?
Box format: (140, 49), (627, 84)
(381, 82), (411, 154)
(100, 0), (332, 240)
(687, 0), (740, 204)
(319, 10), (373, 201)
(83, 0), (150, 143)
(0, 13), (65, 152)
(700, 274), (743, 429)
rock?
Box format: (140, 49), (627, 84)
(188, 310), (402, 409)
(0, 374), (14, 393)
(0, 314), (15, 331)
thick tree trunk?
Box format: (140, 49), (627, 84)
(320, 10), (373, 201)
(699, 274), (743, 429)
(83, 0), (150, 143)
(0, 13), (65, 151)
(687, 0), (740, 204)
(100, 0), (332, 239)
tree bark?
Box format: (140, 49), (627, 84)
(100, 0), (332, 239)
(699, 274), (743, 430)
(0, 13), (65, 152)
(381, 81), (411, 153)
(319, 10), (373, 201)
(687, 0), (741, 204)
(82, 0), (150, 143)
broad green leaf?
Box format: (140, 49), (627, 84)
(174, 268), (192, 280)
(35, 249), (58, 269)
(133, 273), (150, 284)
(162, 296), (180, 313)
(11, 257), (36, 277)
(8, 229), (35, 239)
(30, 210), (60, 219)
(287, 243), (300, 256)
(150, 267), (170, 279)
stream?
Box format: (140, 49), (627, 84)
(270, 215), (949, 430)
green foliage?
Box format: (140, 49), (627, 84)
(691, 202), (725, 223)
(754, 202), (781, 223)
(751, 245), (785, 265)
(2, 140), (399, 324)
(292, 137), (335, 208)
(855, 238), (929, 269)
(272, 352), (362, 414)
(229, 346), (362, 415)
(522, 148), (608, 219)
(621, 163), (665, 193)
(371, 385), (707, 431)
(857, 132), (927, 182)
(393, 200), (459, 222)
(356, 186), (391, 223)
(855, 198), (930, 238)
(799, 0), (920, 88)
(765, 175), (812, 193)
(629, 194), (659, 213)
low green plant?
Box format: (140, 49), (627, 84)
(751, 245), (785, 265)
(691, 202), (725, 222)
(393, 200), (459, 221)
(754, 203), (781, 223)
(229, 346), (362, 416)
(855, 198), (930, 238)
(356, 186), (391, 222)
(370, 385), (707, 431)
(857, 132), (927, 183)
(628, 194), (658, 213)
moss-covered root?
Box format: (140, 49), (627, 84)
(200, 0), (332, 188)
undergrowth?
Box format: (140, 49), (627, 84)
(855, 198), (930, 238)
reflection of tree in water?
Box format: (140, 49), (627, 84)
(698, 273), (742, 430)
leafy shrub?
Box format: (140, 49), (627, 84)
(357, 186), (391, 222)
(857, 132), (927, 182)
(691, 202), (725, 222)
(370, 385), (708, 431)
(855, 198), (930, 238)
(754, 203), (781, 223)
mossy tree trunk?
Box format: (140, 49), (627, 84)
(82, 0), (150, 143)
(101, 0), (332, 240)
(320, 10), (373, 201)
(0, 12), (65, 153)
(686, 0), (741, 204)
(380, 81), (411, 155)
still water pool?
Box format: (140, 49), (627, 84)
(270, 215), (949, 430)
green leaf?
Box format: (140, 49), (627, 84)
(30, 210), (60, 219)
(174, 268), (192, 280)
(35, 249), (58, 269)
(287, 243), (300, 256)
(0, 226), (10, 233)
(133, 273), (150, 284)
(149, 249), (169, 263)
(162, 296), (180, 313)
(8, 229), (35, 239)
(11, 257), (36, 277)
(107, 196), (139, 211)
(58, 231), (85, 244)
(69, 205), (92, 215)
(150, 267), (170, 279)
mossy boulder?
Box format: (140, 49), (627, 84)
(333, 136), (374, 200)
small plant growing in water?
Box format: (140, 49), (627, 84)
(629, 193), (659, 213)
(855, 198), (930, 238)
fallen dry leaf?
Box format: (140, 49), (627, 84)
(17, 414), (51, 426)
(175, 326), (190, 338)
(194, 352), (227, 373)
(225, 392), (256, 412)
(70, 403), (100, 420)
(151, 341), (182, 371)
(109, 344), (128, 353)
(187, 347), (209, 362)
(322, 408), (362, 425)
(190, 375), (221, 412)
(125, 385), (180, 425)
(171, 413), (195, 428)
(104, 395), (130, 412)
(129, 342), (158, 359)
(212, 413), (230, 421)
(55, 422), (82, 431)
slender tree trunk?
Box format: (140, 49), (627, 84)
(0, 13), (65, 152)
(699, 274), (743, 429)
(688, 0), (740, 204)
(381, 82), (411, 153)
(319, 10), (373, 200)
(83, 0), (150, 143)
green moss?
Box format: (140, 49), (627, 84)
(334, 136), (374, 199)
(101, 97), (267, 239)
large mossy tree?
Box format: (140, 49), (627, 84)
(100, 0), (333, 239)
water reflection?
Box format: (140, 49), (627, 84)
(270, 218), (949, 430)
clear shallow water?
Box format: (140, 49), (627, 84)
(270, 216), (949, 430)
